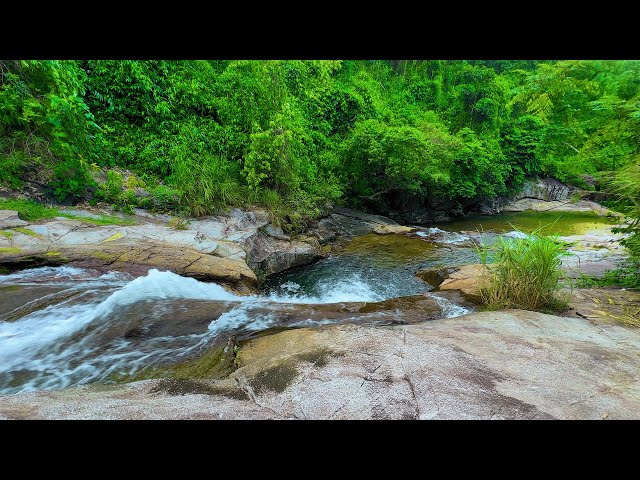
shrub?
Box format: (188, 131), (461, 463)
(477, 229), (570, 313)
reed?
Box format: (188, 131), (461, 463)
(477, 227), (570, 313)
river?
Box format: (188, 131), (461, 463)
(0, 211), (617, 394)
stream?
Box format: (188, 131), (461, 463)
(0, 211), (617, 394)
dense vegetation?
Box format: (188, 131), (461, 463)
(1, 60), (638, 251)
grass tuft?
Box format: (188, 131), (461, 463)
(477, 227), (570, 313)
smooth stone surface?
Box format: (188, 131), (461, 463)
(0, 210), (28, 229)
(502, 198), (612, 215)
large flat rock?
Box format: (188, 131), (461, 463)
(502, 198), (612, 215)
(2, 310), (639, 419)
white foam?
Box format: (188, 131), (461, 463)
(416, 228), (470, 244)
(0, 265), (88, 283)
(432, 294), (472, 318)
(269, 274), (383, 304)
(503, 231), (529, 239)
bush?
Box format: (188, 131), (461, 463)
(477, 229), (570, 313)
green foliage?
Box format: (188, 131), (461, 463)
(477, 229), (570, 313)
(598, 161), (640, 287)
(0, 198), (134, 225)
(1, 60), (639, 228)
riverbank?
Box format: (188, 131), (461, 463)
(2, 309), (639, 420)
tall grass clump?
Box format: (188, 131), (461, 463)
(477, 228), (570, 313)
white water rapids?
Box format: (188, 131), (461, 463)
(0, 266), (470, 394)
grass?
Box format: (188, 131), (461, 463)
(168, 217), (189, 230)
(0, 198), (135, 226)
(477, 227), (570, 313)
(0, 198), (60, 221)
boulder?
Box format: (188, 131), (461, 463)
(0, 210), (28, 229)
(502, 198), (612, 214)
(242, 231), (322, 276)
(516, 178), (570, 202)
(373, 224), (415, 235)
(435, 264), (485, 303)
(4, 310), (640, 419)
(0, 240), (258, 293)
(415, 266), (460, 288)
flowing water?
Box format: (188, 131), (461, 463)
(0, 211), (613, 394)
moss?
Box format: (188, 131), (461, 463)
(0, 285), (21, 291)
(247, 362), (299, 394)
(90, 251), (116, 261)
(44, 250), (61, 256)
(293, 348), (336, 368)
(0, 230), (14, 239)
(149, 378), (250, 400)
(11, 227), (44, 239)
(102, 232), (124, 242)
(0, 198), (60, 221)
(129, 344), (237, 383)
(0, 247), (21, 254)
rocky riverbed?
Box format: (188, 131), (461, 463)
(1, 184), (638, 419)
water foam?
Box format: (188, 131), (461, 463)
(268, 274), (383, 304)
(0, 263), (471, 393)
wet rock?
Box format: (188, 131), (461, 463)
(415, 266), (459, 288)
(0, 210), (28, 229)
(478, 179), (577, 215)
(0, 240), (258, 293)
(242, 232), (322, 276)
(309, 207), (402, 241)
(261, 225), (290, 241)
(436, 264), (484, 303)
(5, 310), (640, 419)
(373, 224), (415, 235)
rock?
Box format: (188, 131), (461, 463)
(0, 210), (28, 229)
(242, 231), (322, 276)
(478, 178), (575, 215)
(415, 266), (459, 288)
(4, 310), (640, 419)
(502, 198), (612, 215)
(373, 224), (415, 235)
(0, 239), (258, 293)
(309, 208), (403, 242)
(568, 288), (640, 326)
(71, 241), (258, 291)
(436, 264), (485, 303)
(332, 207), (401, 226)
(517, 178), (570, 202)
(261, 225), (290, 241)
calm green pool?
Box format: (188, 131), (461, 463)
(437, 210), (618, 236)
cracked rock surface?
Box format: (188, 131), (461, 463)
(2, 310), (639, 419)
